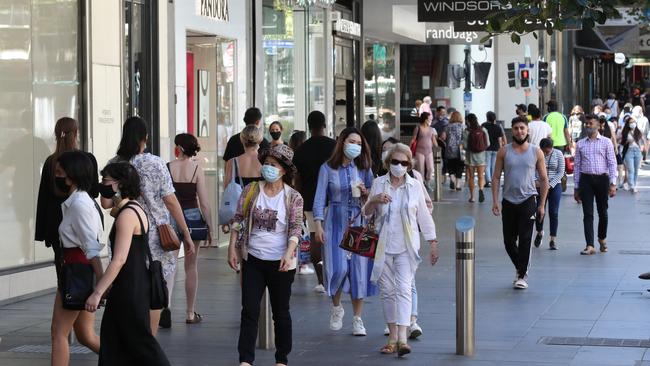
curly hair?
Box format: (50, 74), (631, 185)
(100, 162), (141, 200)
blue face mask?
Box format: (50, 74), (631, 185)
(343, 143), (362, 160)
(261, 165), (281, 183)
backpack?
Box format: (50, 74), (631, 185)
(468, 129), (487, 153)
(218, 158), (243, 225)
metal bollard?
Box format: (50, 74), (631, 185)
(258, 289), (274, 349)
(433, 147), (443, 202)
(455, 216), (475, 356)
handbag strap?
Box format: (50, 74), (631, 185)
(233, 157), (243, 187)
(166, 162), (174, 183)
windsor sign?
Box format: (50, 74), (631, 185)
(418, 0), (506, 22)
(197, 0), (229, 22)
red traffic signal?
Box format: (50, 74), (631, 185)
(520, 69), (530, 87)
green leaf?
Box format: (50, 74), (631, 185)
(511, 33), (521, 44)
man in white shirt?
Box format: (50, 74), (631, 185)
(527, 106), (552, 146)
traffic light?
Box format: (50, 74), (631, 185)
(537, 61), (549, 88)
(507, 62), (517, 88)
(520, 68), (530, 88)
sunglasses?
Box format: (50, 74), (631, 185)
(391, 159), (409, 167)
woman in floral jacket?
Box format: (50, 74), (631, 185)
(227, 144), (304, 366)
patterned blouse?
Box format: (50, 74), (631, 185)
(445, 122), (465, 159)
(109, 153), (177, 278)
(545, 148), (566, 188)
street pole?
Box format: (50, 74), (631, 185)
(258, 289), (274, 349)
(464, 46), (472, 117)
(433, 146), (443, 201)
(455, 216), (476, 357)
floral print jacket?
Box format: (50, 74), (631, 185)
(231, 181), (304, 270)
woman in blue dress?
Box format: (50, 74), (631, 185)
(313, 127), (377, 336)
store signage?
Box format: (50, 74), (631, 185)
(425, 23), (487, 45)
(640, 34), (650, 51)
(418, 0), (506, 22)
(197, 0), (229, 22)
(334, 19), (361, 38)
(454, 18), (582, 32)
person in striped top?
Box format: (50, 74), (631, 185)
(534, 138), (565, 250)
(574, 115), (618, 255)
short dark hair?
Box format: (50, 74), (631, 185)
(419, 112), (430, 125)
(117, 116), (148, 161)
(288, 130), (307, 150)
(529, 106), (541, 119)
(307, 111), (326, 131)
(58, 151), (95, 192)
(243, 107), (262, 125)
(269, 121), (283, 131)
(174, 133), (201, 157)
(436, 106), (446, 112)
(584, 114), (598, 122)
(547, 100), (558, 112)
(511, 116), (528, 127)
(486, 111), (496, 122)
(101, 162), (141, 200)
(539, 138), (553, 149)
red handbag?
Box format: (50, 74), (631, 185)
(565, 155), (574, 175)
(409, 126), (420, 156)
(339, 214), (378, 259)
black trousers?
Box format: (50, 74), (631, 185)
(239, 254), (295, 365)
(502, 197), (536, 278)
(579, 174), (609, 246)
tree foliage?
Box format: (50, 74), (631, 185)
(482, 0), (650, 43)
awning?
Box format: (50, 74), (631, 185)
(574, 26), (612, 56)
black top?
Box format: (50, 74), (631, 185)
(35, 151), (101, 246)
(169, 163), (199, 209)
(222, 132), (270, 161)
(482, 122), (505, 152)
(293, 135), (336, 211)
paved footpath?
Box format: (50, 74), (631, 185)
(4, 169), (650, 365)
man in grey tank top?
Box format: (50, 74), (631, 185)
(491, 117), (549, 290)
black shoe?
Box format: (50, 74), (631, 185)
(534, 233), (542, 248)
(478, 189), (485, 203)
(484, 182), (491, 188)
(549, 240), (557, 250)
(450, 180), (456, 190)
(639, 272), (650, 280)
(159, 308), (171, 328)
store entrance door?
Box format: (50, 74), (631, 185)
(334, 77), (354, 136)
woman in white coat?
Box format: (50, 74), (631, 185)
(363, 143), (439, 357)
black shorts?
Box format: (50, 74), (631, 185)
(447, 158), (465, 178)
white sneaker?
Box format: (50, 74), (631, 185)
(329, 305), (344, 331)
(514, 278), (528, 289)
(409, 321), (423, 339)
(298, 264), (315, 275)
(352, 316), (366, 336)
(624, 182), (630, 191)
(313, 284), (326, 293)
(633, 187), (639, 193)
(383, 326), (390, 336)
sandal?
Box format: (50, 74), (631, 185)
(380, 341), (397, 354)
(186, 312), (203, 324)
(599, 240), (608, 253)
(397, 341), (411, 357)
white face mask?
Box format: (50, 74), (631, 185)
(390, 163), (408, 178)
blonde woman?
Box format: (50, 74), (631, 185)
(363, 143), (438, 357)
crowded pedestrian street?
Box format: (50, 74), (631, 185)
(3, 170), (650, 366)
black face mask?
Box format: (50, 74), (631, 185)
(55, 177), (70, 194)
(270, 131), (282, 141)
(99, 184), (117, 199)
(512, 135), (528, 145)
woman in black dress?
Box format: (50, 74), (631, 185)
(85, 162), (170, 365)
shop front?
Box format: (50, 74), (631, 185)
(175, 0), (248, 244)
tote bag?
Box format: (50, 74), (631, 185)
(219, 158), (244, 225)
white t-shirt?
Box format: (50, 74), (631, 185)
(248, 189), (287, 261)
(528, 120), (553, 146)
(385, 184), (407, 255)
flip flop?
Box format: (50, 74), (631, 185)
(186, 312), (203, 324)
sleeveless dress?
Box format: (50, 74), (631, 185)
(99, 202), (170, 366)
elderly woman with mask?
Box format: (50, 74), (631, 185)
(363, 143), (438, 358)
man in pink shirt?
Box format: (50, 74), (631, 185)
(418, 96), (433, 125)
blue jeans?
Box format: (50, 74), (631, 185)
(536, 184), (562, 237)
(485, 150), (498, 182)
(624, 146), (642, 189)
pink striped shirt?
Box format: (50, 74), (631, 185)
(573, 134), (618, 186)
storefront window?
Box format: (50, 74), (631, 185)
(0, 0), (81, 269)
(364, 42), (397, 141)
(307, 8), (326, 114)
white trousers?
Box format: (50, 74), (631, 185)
(378, 252), (415, 326)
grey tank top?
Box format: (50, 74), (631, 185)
(503, 144), (539, 204)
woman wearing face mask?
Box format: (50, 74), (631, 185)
(169, 133), (213, 324)
(621, 116), (645, 193)
(35, 118), (103, 365)
(109, 116), (194, 332)
(568, 105), (585, 144)
(269, 121), (285, 147)
(363, 143), (438, 357)
(226, 144), (303, 366)
(49, 151), (104, 366)
(533, 138), (565, 250)
(86, 162), (171, 365)
(313, 127), (376, 336)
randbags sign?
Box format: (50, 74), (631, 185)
(197, 0), (229, 22)
(418, 0), (505, 22)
